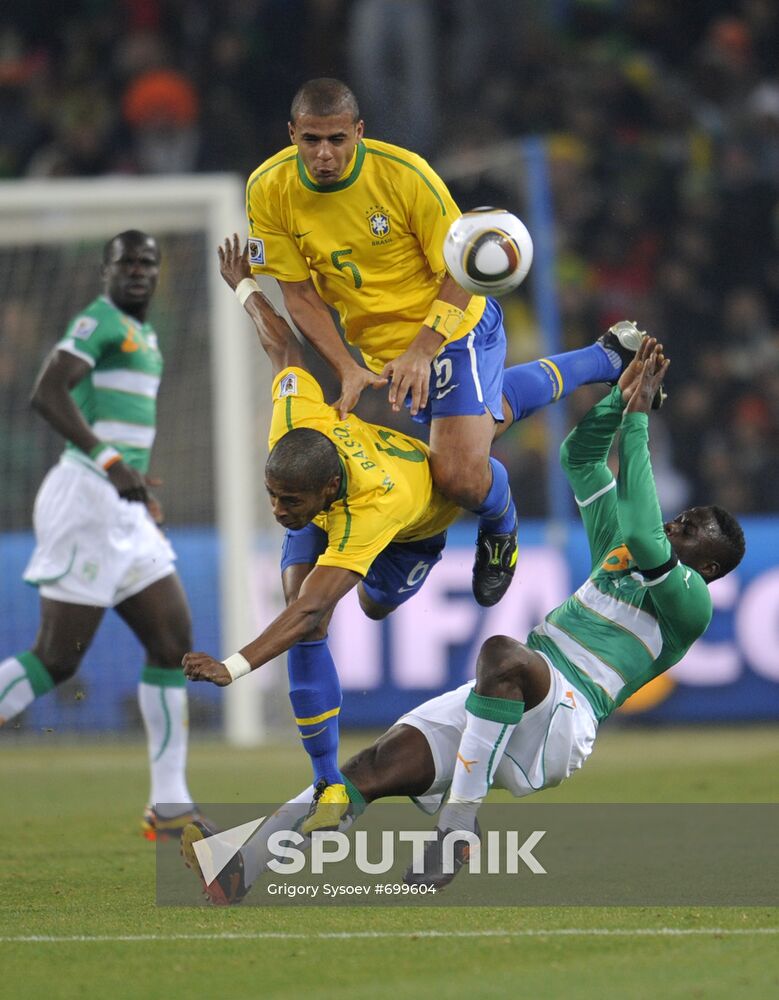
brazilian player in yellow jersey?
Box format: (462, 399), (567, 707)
(245, 79), (636, 610)
(245, 77), (524, 611)
(184, 235), (458, 832)
(184, 235), (649, 833)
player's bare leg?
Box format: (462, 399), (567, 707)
(341, 723), (437, 802)
(430, 411), (518, 608)
(0, 598), (105, 729)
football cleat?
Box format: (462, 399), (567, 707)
(597, 319), (665, 408)
(472, 522), (518, 607)
(300, 779), (351, 835)
(597, 319), (647, 382)
(403, 823), (481, 891)
(180, 819), (248, 906)
(141, 805), (204, 842)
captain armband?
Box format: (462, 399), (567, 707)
(423, 299), (466, 341)
(638, 552), (679, 581)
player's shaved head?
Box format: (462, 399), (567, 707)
(290, 78), (360, 124)
(103, 230), (158, 264)
(266, 428), (341, 492)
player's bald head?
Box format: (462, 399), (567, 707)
(266, 428), (341, 492)
(103, 230), (158, 265)
(290, 78), (360, 124)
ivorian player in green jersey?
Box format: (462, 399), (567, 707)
(0, 231), (201, 842)
(181, 338), (746, 906)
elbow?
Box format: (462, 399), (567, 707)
(292, 595), (330, 640)
(29, 387), (47, 418)
(559, 433), (575, 472)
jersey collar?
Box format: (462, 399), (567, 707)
(296, 141), (366, 193)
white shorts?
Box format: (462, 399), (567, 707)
(23, 456), (176, 608)
(398, 655), (599, 813)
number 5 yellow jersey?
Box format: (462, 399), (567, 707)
(246, 138), (486, 373)
(269, 368), (460, 576)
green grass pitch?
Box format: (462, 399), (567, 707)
(2, 726), (778, 1000)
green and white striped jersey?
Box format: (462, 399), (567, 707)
(56, 296), (163, 473)
(528, 388), (712, 721)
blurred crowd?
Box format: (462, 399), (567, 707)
(2, 0), (778, 516)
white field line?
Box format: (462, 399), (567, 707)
(1, 928), (777, 944)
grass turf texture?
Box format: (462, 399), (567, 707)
(2, 726), (777, 1000)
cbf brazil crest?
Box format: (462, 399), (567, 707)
(368, 211), (391, 238)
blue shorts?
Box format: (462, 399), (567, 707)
(410, 296), (507, 426)
(280, 523), (447, 610)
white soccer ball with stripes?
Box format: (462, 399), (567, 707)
(443, 208), (534, 297)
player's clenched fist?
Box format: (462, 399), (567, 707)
(182, 652), (232, 686)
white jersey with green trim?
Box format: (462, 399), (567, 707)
(56, 295), (162, 474)
(527, 388), (713, 721)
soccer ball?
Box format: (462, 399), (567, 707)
(443, 208), (533, 297)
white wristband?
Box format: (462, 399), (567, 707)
(235, 277), (260, 307)
(222, 652), (252, 681)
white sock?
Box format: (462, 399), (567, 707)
(0, 653), (54, 724)
(439, 692), (524, 832)
(138, 677), (192, 815)
(241, 785), (357, 887)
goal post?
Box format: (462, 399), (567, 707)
(0, 175), (273, 745)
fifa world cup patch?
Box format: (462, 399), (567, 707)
(71, 316), (99, 340)
(278, 372), (298, 398)
(248, 237), (265, 265)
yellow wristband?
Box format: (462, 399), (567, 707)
(423, 299), (466, 341)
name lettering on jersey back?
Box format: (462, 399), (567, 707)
(332, 424), (378, 471)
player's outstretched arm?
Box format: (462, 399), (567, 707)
(218, 234), (305, 376)
(278, 277), (387, 419)
(617, 352), (672, 571)
(560, 338), (663, 479)
(183, 564), (360, 686)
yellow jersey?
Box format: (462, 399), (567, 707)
(247, 138), (486, 373)
(269, 367), (460, 575)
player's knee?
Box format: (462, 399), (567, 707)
(145, 625), (192, 668)
(430, 457), (490, 509)
(474, 634), (528, 698)
(357, 587), (393, 621)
